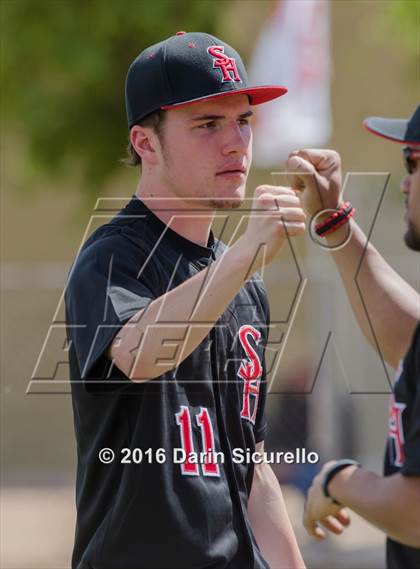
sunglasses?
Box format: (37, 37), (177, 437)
(403, 146), (420, 174)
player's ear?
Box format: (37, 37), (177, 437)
(130, 126), (160, 166)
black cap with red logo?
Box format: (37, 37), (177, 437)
(363, 105), (420, 147)
(125, 31), (287, 129)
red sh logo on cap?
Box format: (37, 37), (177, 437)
(207, 45), (242, 83)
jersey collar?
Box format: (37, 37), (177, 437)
(125, 196), (216, 262)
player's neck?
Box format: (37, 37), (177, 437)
(135, 180), (214, 248)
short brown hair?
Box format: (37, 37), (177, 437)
(122, 110), (166, 167)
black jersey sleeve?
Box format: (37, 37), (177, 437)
(253, 366), (268, 443)
(65, 228), (157, 387)
(252, 278), (270, 443)
(401, 327), (420, 476)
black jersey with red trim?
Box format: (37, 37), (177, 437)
(384, 323), (420, 568)
(65, 196), (270, 569)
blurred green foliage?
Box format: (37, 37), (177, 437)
(385, 0), (420, 57)
(1, 0), (227, 194)
(1, 0), (418, 196)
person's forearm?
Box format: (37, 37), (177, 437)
(248, 463), (306, 568)
(324, 219), (419, 368)
(110, 236), (259, 380)
(329, 466), (420, 547)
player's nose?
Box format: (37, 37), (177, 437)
(221, 121), (250, 156)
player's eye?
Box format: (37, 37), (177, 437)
(238, 118), (250, 126)
(198, 121), (216, 129)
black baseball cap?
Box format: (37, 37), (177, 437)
(125, 31), (287, 129)
(363, 105), (420, 146)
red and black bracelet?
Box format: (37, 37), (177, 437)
(315, 202), (356, 237)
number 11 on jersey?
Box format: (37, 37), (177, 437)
(175, 406), (220, 477)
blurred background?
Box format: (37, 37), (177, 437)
(1, 1), (419, 568)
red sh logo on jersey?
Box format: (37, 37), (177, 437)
(207, 45), (242, 83)
(388, 393), (407, 467)
(238, 325), (262, 424)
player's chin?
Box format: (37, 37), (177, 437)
(209, 192), (245, 210)
(208, 198), (244, 210)
(210, 180), (246, 209)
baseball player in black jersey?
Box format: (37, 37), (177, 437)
(287, 106), (420, 568)
(65, 32), (307, 569)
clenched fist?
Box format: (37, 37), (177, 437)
(240, 185), (306, 267)
(286, 149), (343, 217)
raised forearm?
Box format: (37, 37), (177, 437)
(110, 236), (257, 380)
(248, 462), (306, 568)
(329, 466), (420, 547)
(325, 219), (419, 368)
(287, 149), (419, 367)
(109, 186), (307, 380)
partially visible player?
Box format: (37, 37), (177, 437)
(287, 106), (420, 568)
(65, 32), (306, 569)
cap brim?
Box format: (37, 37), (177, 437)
(161, 85), (287, 110)
(363, 116), (420, 146)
